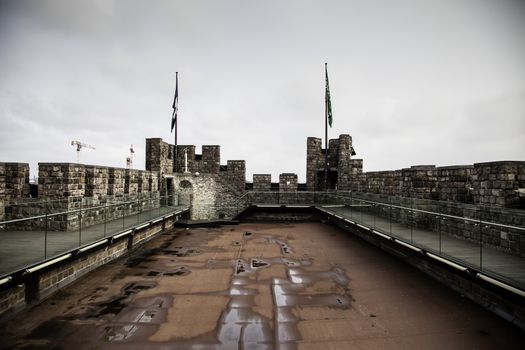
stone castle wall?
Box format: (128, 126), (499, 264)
(0, 163), (30, 221)
(108, 167), (126, 196)
(471, 161), (525, 207)
(2, 162), (161, 231)
(145, 138), (173, 174)
(307, 134), (359, 191)
(279, 173), (298, 192)
(305, 134), (524, 209)
(343, 162), (524, 208)
(145, 138), (247, 210)
(2, 135), (524, 228)
(253, 174), (271, 191)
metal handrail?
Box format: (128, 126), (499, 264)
(219, 191), (525, 232)
(0, 205), (190, 281)
(3, 192), (161, 206)
(0, 195), (177, 226)
(328, 193), (525, 232)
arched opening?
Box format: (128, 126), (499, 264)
(180, 180), (192, 189)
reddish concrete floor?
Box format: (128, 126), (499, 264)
(0, 222), (523, 349)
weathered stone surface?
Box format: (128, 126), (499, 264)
(38, 163), (85, 199)
(146, 138), (174, 174)
(124, 169), (139, 195)
(0, 162), (31, 221)
(303, 137), (523, 209)
(306, 135), (360, 191)
(279, 173), (298, 192)
(437, 165), (473, 203)
(108, 167), (126, 195)
(253, 174), (271, 191)
(2, 134), (524, 232)
(221, 160), (245, 194)
(472, 161), (525, 208)
(84, 165), (108, 199)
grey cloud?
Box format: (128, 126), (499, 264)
(0, 0), (524, 181)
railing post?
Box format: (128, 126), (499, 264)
(360, 199), (363, 224)
(79, 199), (82, 247)
(44, 201), (48, 259)
(438, 215), (442, 254)
(103, 200), (107, 237)
(389, 203), (392, 235)
(410, 198), (413, 243)
(479, 207), (483, 270)
(137, 198), (140, 224)
(372, 203), (376, 229)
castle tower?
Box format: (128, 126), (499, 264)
(306, 134), (359, 191)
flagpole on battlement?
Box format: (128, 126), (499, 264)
(324, 63), (329, 191)
(174, 118), (177, 174)
(171, 72), (178, 174)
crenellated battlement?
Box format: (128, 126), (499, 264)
(1, 134), (524, 226)
(306, 134), (360, 191)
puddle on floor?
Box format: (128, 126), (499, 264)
(146, 266), (191, 277)
(91, 281), (157, 318)
(10, 226), (352, 349)
(162, 247), (200, 257)
(287, 266), (350, 285)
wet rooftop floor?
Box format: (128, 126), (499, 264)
(1, 222), (523, 349)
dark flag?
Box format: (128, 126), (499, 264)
(325, 64), (333, 128)
(171, 73), (178, 132)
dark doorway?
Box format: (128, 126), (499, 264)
(162, 178), (175, 206)
(316, 170), (338, 190)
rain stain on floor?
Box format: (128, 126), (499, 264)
(3, 223), (524, 350)
(3, 225), (354, 349)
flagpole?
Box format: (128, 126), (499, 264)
(174, 72), (178, 174)
(324, 63), (328, 191)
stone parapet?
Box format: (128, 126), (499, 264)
(0, 162), (30, 221)
(279, 173), (298, 192)
(221, 160), (246, 194)
(472, 161), (525, 208)
(38, 163), (85, 199)
(146, 138), (173, 174)
(253, 174), (272, 192)
(328, 139), (340, 168)
(149, 171), (159, 192)
(201, 145), (220, 173)
(401, 165), (438, 199)
(1, 163), (30, 202)
(175, 145), (196, 173)
(174, 145), (221, 174)
(306, 137), (323, 191)
(108, 167), (126, 196)
(85, 165), (108, 199)
(306, 134), (356, 191)
(437, 165), (473, 203)
(124, 169), (139, 195)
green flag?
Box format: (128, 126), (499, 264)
(325, 64), (333, 127)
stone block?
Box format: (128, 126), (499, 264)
(279, 173), (298, 192)
(253, 174), (271, 192)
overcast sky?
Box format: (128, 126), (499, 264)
(1, 0), (524, 182)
